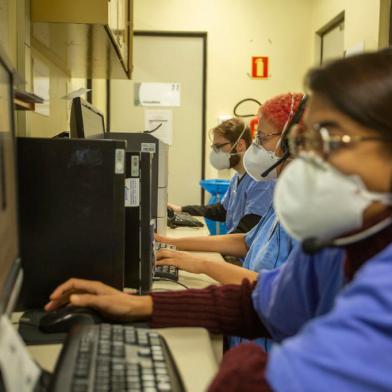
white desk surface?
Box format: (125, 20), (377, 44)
(19, 221), (223, 392)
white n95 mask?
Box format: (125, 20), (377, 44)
(209, 150), (232, 170)
(209, 123), (247, 170)
(273, 153), (392, 242)
(243, 143), (280, 180)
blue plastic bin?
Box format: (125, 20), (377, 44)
(199, 179), (230, 235)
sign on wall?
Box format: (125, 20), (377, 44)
(251, 56), (269, 79)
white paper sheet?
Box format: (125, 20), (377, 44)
(136, 83), (180, 107)
(0, 315), (40, 392)
(144, 110), (173, 145)
(32, 57), (50, 116)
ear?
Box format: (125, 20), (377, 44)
(236, 138), (247, 153)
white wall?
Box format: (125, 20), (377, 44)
(134, 0), (314, 179)
(309, 0), (387, 63)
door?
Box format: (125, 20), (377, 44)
(109, 32), (206, 205)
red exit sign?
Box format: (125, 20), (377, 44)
(252, 56), (269, 79)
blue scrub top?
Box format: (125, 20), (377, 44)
(221, 174), (274, 233)
(253, 244), (392, 392)
(229, 206), (297, 350)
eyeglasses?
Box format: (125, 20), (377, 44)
(254, 132), (281, 147)
(288, 123), (392, 157)
(210, 142), (231, 152)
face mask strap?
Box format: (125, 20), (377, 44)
(359, 189), (392, 205)
(274, 94), (295, 155)
(228, 122), (247, 156)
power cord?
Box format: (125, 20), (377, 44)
(143, 123), (162, 134)
(152, 277), (189, 290)
(233, 98), (262, 118)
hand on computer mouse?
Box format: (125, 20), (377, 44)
(45, 278), (153, 322)
(156, 249), (205, 274)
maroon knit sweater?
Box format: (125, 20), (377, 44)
(151, 220), (392, 392)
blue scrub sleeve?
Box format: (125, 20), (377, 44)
(221, 176), (236, 210)
(244, 180), (275, 218)
(266, 244), (392, 392)
(252, 246), (345, 341)
(244, 219), (263, 248)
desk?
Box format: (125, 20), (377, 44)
(19, 221), (223, 392)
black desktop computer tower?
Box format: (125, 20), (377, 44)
(102, 133), (168, 234)
(124, 151), (155, 293)
(16, 137), (126, 309)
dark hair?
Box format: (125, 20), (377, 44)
(305, 48), (392, 139)
(212, 118), (252, 148)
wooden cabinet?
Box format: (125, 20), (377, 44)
(31, 0), (133, 79)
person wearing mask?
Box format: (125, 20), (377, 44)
(157, 92), (305, 352)
(46, 49), (392, 391)
(168, 118), (274, 233)
(156, 93), (304, 269)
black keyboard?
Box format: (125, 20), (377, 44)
(50, 323), (185, 392)
(167, 208), (204, 229)
(154, 242), (179, 281)
(155, 242), (176, 251)
(154, 265), (179, 281)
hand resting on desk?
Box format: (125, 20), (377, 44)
(45, 278), (153, 322)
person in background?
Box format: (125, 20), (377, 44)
(158, 93), (304, 352)
(168, 118), (274, 233)
(47, 49), (392, 391)
(157, 94), (304, 266)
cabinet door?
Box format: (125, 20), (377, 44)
(117, 0), (129, 63)
(108, 0), (119, 40)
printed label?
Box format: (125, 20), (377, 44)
(115, 149), (125, 174)
(141, 143), (156, 154)
(125, 178), (140, 207)
(131, 155), (139, 177)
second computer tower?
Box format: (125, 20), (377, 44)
(124, 151), (155, 293)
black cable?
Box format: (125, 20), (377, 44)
(152, 277), (189, 289)
(143, 122), (162, 134)
(233, 98), (262, 118)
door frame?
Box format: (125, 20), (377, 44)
(107, 30), (208, 204)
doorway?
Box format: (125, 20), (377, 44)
(108, 31), (207, 205)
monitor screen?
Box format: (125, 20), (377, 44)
(0, 54), (22, 316)
(70, 97), (105, 139)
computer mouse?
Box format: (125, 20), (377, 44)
(39, 305), (103, 333)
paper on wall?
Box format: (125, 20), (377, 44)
(32, 57), (50, 116)
(144, 110), (173, 146)
(135, 83), (180, 107)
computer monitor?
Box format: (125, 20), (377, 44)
(0, 51), (23, 316)
(70, 97), (105, 139)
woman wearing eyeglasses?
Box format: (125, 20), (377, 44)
(47, 49), (392, 391)
(156, 93), (304, 352)
(167, 117), (275, 234)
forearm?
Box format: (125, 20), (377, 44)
(182, 203), (226, 222)
(172, 233), (248, 257)
(151, 280), (270, 339)
(201, 260), (258, 285)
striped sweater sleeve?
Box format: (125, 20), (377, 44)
(151, 279), (270, 339)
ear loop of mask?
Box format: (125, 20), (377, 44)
(261, 94), (308, 178)
(274, 94), (295, 156)
(227, 122), (247, 156)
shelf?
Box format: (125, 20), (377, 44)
(30, 0), (133, 79)
(14, 90), (44, 111)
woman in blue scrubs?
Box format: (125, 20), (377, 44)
(155, 93), (305, 288)
(48, 49), (392, 391)
(168, 118), (274, 233)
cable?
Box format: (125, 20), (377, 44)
(233, 98), (262, 118)
(143, 122), (162, 134)
(152, 277), (189, 289)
